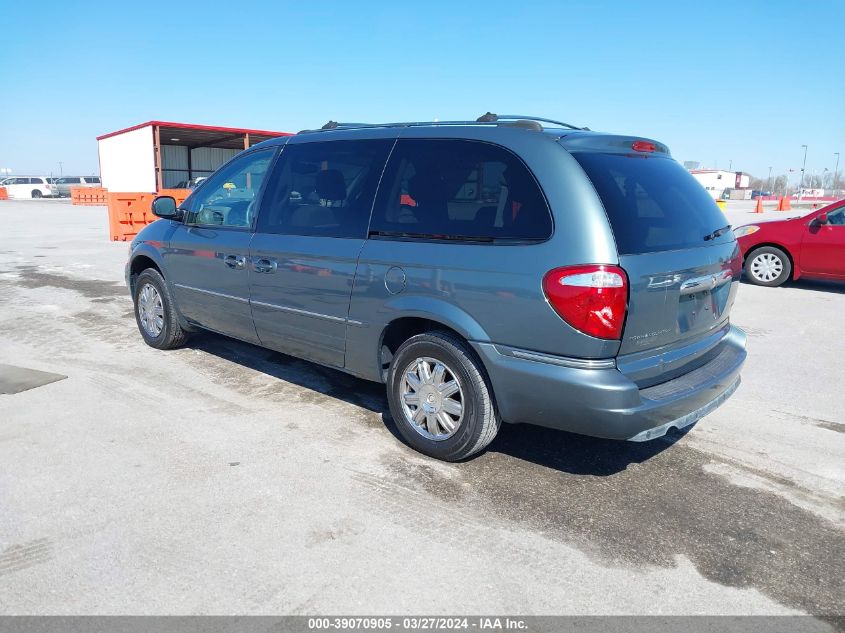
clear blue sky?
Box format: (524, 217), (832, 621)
(2, 0), (843, 184)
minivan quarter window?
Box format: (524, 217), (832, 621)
(257, 139), (393, 239)
(370, 139), (552, 242)
(183, 148), (275, 228)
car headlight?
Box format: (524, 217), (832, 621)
(733, 225), (760, 238)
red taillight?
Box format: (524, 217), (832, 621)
(631, 140), (656, 153)
(542, 265), (628, 340)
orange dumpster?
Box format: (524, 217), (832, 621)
(71, 187), (108, 205)
(107, 192), (159, 241)
(156, 188), (192, 206)
(106, 189), (193, 241)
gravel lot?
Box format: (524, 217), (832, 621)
(0, 200), (842, 620)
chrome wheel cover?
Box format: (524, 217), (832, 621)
(750, 252), (784, 283)
(400, 357), (464, 441)
(138, 283), (164, 337)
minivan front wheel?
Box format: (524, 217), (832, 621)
(133, 268), (188, 349)
(746, 246), (791, 287)
(387, 331), (500, 461)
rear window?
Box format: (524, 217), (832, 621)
(574, 153), (731, 254)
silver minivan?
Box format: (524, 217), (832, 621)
(126, 114), (746, 461)
(54, 176), (102, 197)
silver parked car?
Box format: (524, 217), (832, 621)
(54, 176), (102, 197)
(126, 114), (746, 461)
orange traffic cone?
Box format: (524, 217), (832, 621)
(776, 197), (784, 211)
(755, 198), (764, 213)
(782, 196), (791, 211)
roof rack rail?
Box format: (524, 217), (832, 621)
(298, 113), (587, 134)
(492, 114), (584, 130)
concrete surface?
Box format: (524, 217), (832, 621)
(0, 200), (842, 619)
(0, 364), (66, 395)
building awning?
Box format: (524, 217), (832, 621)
(97, 120), (290, 149)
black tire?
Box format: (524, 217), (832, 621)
(387, 331), (500, 461)
(133, 268), (188, 349)
(31, 189), (42, 198)
(745, 246), (792, 287)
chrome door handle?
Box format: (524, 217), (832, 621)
(224, 254), (247, 269)
(253, 257), (277, 274)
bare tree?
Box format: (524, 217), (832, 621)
(804, 174), (823, 188)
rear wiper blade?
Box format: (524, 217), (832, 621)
(704, 225), (731, 241)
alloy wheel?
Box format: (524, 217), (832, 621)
(138, 283), (164, 337)
(400, 357), (464, 441)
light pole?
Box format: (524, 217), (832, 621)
(767, 166), (772, 193)
(834, 152), (840, 194)
(798, 145), (808, 198)
(58, 162), (63, 177)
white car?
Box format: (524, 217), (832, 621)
(0, 176), (57, 199)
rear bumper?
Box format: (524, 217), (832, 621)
(472, 325), (746, 441)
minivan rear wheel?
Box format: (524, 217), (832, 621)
(31, 189), (42, 198)
(746, 246), (791, 287)
(387, 331), (500, 461)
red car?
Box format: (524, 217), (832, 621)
(734, 200), (845, 286)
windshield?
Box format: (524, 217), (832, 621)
(574, 152), (733, 254)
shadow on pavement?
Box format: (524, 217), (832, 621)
(740, 277), (845, 294)
(485, 422), (687, 476)
(186, 330), (681, 476)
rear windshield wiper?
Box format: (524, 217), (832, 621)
(704, 225), (731, 241)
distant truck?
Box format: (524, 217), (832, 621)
(689, 169), (750, 200)
(721, 188), (752, 200)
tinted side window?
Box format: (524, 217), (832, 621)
(370, 139), (552, 241)
(31, 178), (43, 184)
(67, 177), (81, 184)
(184, 148), (275, 228)
(257, 139), (392, 238)
(574, 153), (732, 254)
(84, 177), (101, 184)
(827, 207), (845, 225)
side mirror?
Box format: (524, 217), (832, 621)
(151, 196), (179, 219)
(814, 213), (829, 225)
